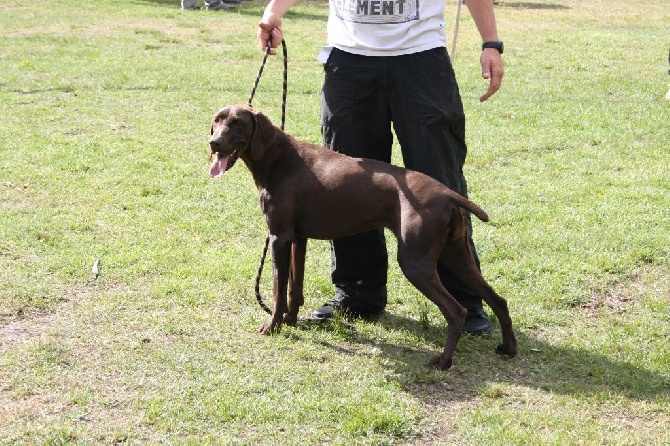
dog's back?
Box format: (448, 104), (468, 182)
(290, 136), (489, 224)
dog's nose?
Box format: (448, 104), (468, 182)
(209, 137), (221, 151)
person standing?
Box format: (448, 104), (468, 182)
(257, 0), (504, 334)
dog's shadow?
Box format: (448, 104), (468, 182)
(293, 312), (669, 404)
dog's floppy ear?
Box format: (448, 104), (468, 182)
(248, 109), (276, 161)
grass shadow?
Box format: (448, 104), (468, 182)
(131, 0), (329, 21)
(296, 311), (669, 404)
(494, 1), (570, 9)
(389, 312), (668, 402)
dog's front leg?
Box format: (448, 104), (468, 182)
(284, 237), (307, 326)
(258, 235), (291, 335)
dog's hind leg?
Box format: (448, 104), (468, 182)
(284, 237), (307, 326)
(439, 214), (518, 357)
(397, 246), (467, 370)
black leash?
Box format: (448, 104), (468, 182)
(248, 37), (287, 128)
(248, 37), (287, 316)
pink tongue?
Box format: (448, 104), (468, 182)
(209, 155), (230, 178)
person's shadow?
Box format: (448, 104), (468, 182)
(295, 311), (669, 403)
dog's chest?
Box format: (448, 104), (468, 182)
(258, 188), (284, 223)
(259, 188), (271, 216)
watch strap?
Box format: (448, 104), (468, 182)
(482, 41), (504, 54)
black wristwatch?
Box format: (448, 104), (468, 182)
(482, 41), (504, 54)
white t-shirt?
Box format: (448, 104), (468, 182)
(317, 0), (447, 62)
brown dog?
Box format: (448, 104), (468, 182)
(209, 104), (517, 369)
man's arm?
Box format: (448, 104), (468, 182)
(258, 0), (299, 54)
(465, 0), (504, 102)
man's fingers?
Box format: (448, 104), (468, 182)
(479, 52), (504, 102)
(480, 70), (501, 101)
(257, 21), (275, 48)
(257, 26), (283, 54)
(479, 85), (496, 102)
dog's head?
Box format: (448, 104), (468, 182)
(208, 104), (276, 178)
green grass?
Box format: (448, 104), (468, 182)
(1, 0), (669, 444)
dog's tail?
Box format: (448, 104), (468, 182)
(450, 192), (489, 222)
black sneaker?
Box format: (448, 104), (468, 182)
(463, 307), (492, 334)
(312, 300), (385, 319)
(312, 288), (386, 320)
(312, 301), (344, 319)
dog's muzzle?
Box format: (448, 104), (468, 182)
(209, 146), (242, 178)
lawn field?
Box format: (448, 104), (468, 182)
(1, 0), (669, 444)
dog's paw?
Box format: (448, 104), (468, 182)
(258, 322), (281, 335)
(495, 343), (517, 357)
(282, 312), (298, 326)
(427, 354), (453, 370)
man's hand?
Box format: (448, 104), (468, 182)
(257, 0), (299, 54)
(479, 48), (504, 102)
(257, 16), (284, 55)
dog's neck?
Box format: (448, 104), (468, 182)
(242, 131), (302, 193)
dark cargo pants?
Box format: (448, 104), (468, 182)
(320, 47), (482, 313)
